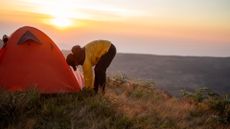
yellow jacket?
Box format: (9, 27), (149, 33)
(82, 40), (111, 88)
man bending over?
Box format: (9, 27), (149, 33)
(66, 40), (116, 94)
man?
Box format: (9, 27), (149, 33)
(2, 34), (8, 48)
(66, 40), (116, 93)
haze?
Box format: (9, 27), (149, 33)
(0, 0), (230, 57)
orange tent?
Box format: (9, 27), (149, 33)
(0, 26), (83, 93)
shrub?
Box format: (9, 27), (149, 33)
(208, 95), (230, 124)
(181, 87), (211, 103)
(181, 88), (230, 124)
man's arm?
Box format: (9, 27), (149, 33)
(82, 62), (94, 89)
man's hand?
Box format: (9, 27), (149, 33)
(71, 65), (77, 71)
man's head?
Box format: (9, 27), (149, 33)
(66, 54), (77, 71)
(66, 45), (84, 71)
(71, 45), (81, 56)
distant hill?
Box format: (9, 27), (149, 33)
(63, 50), (230, 96)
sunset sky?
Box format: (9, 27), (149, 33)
(0, 0), (229, 57)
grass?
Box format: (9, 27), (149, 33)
(0, 88), (136, 129)
(0, 74), (229, 129)
(106, 74), (230, 129)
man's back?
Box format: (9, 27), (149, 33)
(84, 40), (111, 66)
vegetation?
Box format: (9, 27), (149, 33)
(0, 74), (229, 129)
(107, 74), (230, 129)
(0, 88), (135, 129)
(181, 88), (230, 124)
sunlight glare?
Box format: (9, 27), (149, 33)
(30, 0), (76, 29)
(51, 17), (73, 29)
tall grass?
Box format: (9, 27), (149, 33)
(0, 88), (137, 129)
(181, 88), (230, 124)
(106, 74), (230, 129)
(0, 74), (229, 129)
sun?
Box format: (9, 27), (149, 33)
(51, 17), (73, 29)
(34, 0), (76, 29)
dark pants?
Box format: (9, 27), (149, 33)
(94, 44), (116, 93)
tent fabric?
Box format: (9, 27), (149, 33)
(72, 68), (85, 90)
(0, 26), (83, 93)
(0, 49), (2, 57)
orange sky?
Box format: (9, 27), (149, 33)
(0, 0), (230, 56)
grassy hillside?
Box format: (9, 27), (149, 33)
(62, 51), (230, 96)
(1, 75), (229, 129)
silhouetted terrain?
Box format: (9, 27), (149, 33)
(63, 51), (230, 96)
